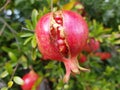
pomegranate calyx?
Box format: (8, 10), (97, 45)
(63, 57), (90, 83)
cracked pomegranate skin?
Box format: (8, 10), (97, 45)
(36, 10), (89, 82)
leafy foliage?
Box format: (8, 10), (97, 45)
(0, 0), (120, 90)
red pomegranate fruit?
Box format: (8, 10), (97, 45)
(84, 37), (100, 53)
(79, 54), (87, 63)
(95, 52), (111, 60)
(21, 70), (39, 90)
(36, 10), (89, 82)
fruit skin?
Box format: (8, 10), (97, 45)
(21, 70), (39, 90)
(95, 52), (111, 60)
(36, 10), (89, 82)
(84, 37), (100, 53)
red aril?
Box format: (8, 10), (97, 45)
(21, 70), (39, 90)
(36, 10), (89, 82)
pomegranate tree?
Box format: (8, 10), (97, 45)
(36, 10), (89, 82)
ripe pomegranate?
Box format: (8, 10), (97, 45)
(95, 52), (111, 60)
(36, 10), (89, 82)
(79, 54), (87, 63)
(21, 70), (39, 90)
(84, 37), (100, 53)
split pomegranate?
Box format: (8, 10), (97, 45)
(21, 70), (39, 90)
(36, 10), (89, 82)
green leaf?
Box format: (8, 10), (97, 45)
(13, 76), (24, 85)
(31, 9), (38, 29)
(31, 35), (37, 48)
(23, 36), (33, 45)
(20, 55), (27, 69)
(43, 7), (49, 14)
(89, 19), (112, 38)
(21, 33), (33, 38)
(25, 19), (34, 30)
(5, 62), (13, 75)
(14, 0), (24, 6)
(32, 49), (37, 60)
(1, 87), (8, 90)
(75, 2), (84, 10)
(8, 81), (14, 88)
(53, 0), (59, 4)
(62, 1), (76, 10)
(114, 40), (120, 44)
(118, 25), (120, 31)
(38, 10), (44, 19)
(8, 52), (17, 62)
(30, 0), (35, 4)
(45, 62), (56, 69)
(1, 46), (14, 53)
(92, 86), (99, 90)
(32, 77), (43, 90)
(0, 71), (9, 78)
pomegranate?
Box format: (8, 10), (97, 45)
(79, 54), (87, 63)
(21, 70), (39, 90)
(84, 37), (100, 53)
(36, 10), (89, 82)
(95, 52), (111, 60)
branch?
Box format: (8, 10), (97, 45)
(0, 24), (6, 36)
(10, 60), (20, 81)
(51, 0), (53, 12)
(102, 34), (120, 38)
(0, 17), (17, 34)
(0, 0), (11, 12)
(0, 17), (20, 50)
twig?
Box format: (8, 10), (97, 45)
(0, 24), (6, 36)
(51, 0), (53, 12)
(0, 17), (20, 50)
(61, 83), (66, 90)
(102, 34), (120, 38)
(10, 61), (20, 81)
(0, 0), (11, 12)
(0, 17), (17, 34)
